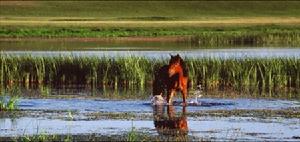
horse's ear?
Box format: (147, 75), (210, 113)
(169, 54), (173, 58)
(179, 57), (183, 63)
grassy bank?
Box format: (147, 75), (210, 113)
(0, 0), (300, 18)
(1, 1), (300, 18)
(1, 55), (299, 93)
(1, 25), (300, 46)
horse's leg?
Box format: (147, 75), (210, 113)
(181, 88), (187, 106)
(180, 78), (188, 106)
(167, 89), (175, 105)
(167, 89), (171, 105)
(170, 90), (175, 104)
(182, 105), (186, 115)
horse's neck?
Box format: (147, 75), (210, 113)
(177, 67), (184, 77)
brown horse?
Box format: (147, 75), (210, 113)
(153, 54), (189, 105)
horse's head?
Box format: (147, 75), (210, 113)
(168, 54), (184, 77)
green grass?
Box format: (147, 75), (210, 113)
(1, 1), (300, 45)
(18, 134), (59, 142)
(1, 25), (300, 46)
(0, 95), (18, 111)
(0, 55), (299, 94)
(8, 132), (175, 142)
(1, 1), (300, 18)
(127, 121), (137, 142)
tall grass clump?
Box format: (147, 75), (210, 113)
(0, 95), (18, 111)
(186, 57), (300, 93)
(191, 30), (300, 47)
(0, 55), (157, 89)
(127, 120), (137, 142)
(0, 55), (299, 94)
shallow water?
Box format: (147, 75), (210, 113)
(1, 40), (193, 51)
(17, 98), (300, 113)
(1, 39), (296, 51)
(1, 110), (300, 141)
(2, 48), (300, 59)
(1, 40), (300, 58)
(0, 97), (299, 140)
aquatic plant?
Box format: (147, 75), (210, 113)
(0, 95), (18, 111)
(127, 120), (138, 142)
(17, 133), (74, 142)
(20, 134), (58, 142)
(0, 55), (299, 94)
(186, 57), (300, 93)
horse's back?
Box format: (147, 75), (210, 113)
(155, 65), (169, 78)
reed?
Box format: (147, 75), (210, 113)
(191, 30), (300, 47)
(0, 55), (299, 94)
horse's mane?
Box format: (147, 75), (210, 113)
(179, 57), (188, 77)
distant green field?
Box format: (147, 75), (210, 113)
(1, 0), (300, 44)
(1, 24), (299, 46)
(1, 25), (300, 46)
(1, 1), (300, 19)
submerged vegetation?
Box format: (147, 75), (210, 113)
(0, 55), (299, 94)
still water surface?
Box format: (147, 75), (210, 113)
(1, 97), (299, 141)
(1, 40), (300, 58)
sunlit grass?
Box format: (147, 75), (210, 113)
(0, 55), (299, 94)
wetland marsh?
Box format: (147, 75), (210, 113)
(1, 0), (300, 141)
(1, 39), (300, 141)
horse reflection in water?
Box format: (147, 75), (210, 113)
(153, 105), (188, 137)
